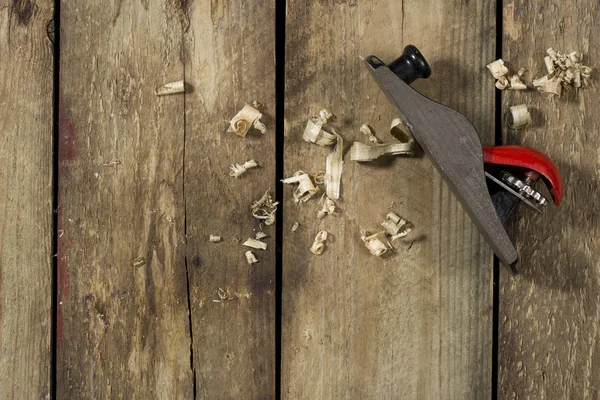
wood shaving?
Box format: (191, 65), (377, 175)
(217, 288), (233, 300)
(302, 117), (336, 146)
(325, 130), (343, 199)
(361, 230), (393, 257)
(349, 142), (413, 161)
(359, 124), (381, 144)
(486, 59), (509, 79)
(243, 238), (268, 250)
(251, 189), (278, 225)
(534, 48), (593, 95)
(291, 221), (299, 232)
(132, 257), (146, 268)
(381, 212), (412, 238)
(209, 235), (222, 242)
(313, 171), (326, 185)
(508, 74), (527, 90)
(495, 76), (509, 90)
(282, 171), (320, 203)
(245, 250), (258, 265)
(228, 104), (264, 137)
(317, 196), (336, 219)
(155, 80), (185, 96)
(507, 104), (531, 129)
(350, 119), (414, 161)
(302, 109), (343, 200)
(517, 68), (527, 78)
(310, 230), (328, 255)
(255, 231), (268, 240)
(230, 159), (259, 178)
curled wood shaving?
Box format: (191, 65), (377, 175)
(243, 238), (268, 250)
(228, 104), (264, 137)
(325, 131), (343, 199)
(302, 117), (336, 146)
(255, 231), (268, 240)
(508, 75), (527, 90)
(508, 104), (531, 129)
(350, 119), (414, 161)
(282, 171), (320, 203)
(217, 288), (233, 300)
(251, 190), (278, 225)
(381, 212), (412, 239)
(291, 221), (300, 232)
(230, 159), (259, 178)
(310, 230), (328, 255)
(495, 76), (509, 90)
(245, 250), (258, 265)
(313, 171), (326, 185)
(361, 230), (393, 257)
(155, 80), (185, 96)
(317, 196), (336, 219)
(359, 124), (381, 143)
(486, 59), (509, 79)
(209, 235), (222, 242)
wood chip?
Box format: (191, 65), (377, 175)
(291, 221), (299, 232)
(245, 250), (258, 265)
(508, 74), (527, 90)
(209, 235), (222, 242)
(243, 238), (268, 250)
(310, 230), (328, 255)
(255, 231), (268, 240)
(155, 80), (185, 96)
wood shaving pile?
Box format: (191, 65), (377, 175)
(251, 189), (278, 226)
(361, 212), (413, 257)
(533, 48), (593, 96)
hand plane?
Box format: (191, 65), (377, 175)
(364, 45), (563, 274)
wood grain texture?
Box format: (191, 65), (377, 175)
(0, 1), (53, 398)
(282, 0), (495, 398)
(184, 1), (276, 398)
(57, 0), (193, 397)
(499, 1), (600, 398)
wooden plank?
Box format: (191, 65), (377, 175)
(0, 1), (53, 398)
(184, 1), (277, 398)
(57, 1), (194, 397)
(282, 1), (496, 398)
(499, 1), (600, 398)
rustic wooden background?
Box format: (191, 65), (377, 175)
(0, 0), (598, 399)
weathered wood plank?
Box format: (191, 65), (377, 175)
(0, 1), (53, 398)
(499, 1), (600, 398)
(184, 1), (277, 398)
(283, 1), (496, 398)
(57, 1), (193, 397)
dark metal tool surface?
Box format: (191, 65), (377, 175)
(364, 49), (519, 270)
